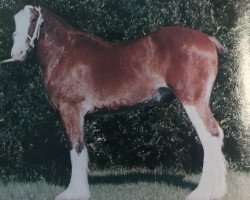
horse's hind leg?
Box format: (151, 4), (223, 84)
(182, 101), (227, 200)
(55, 102), (90, 200)
(168, 55), (227, 199)
(184, 103), (227, 199)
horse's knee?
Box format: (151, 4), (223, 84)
(59, 103), (85, 153)
(63, 120), (84, 153)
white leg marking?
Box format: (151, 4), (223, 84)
(184, 105), (227, 200)
(55, 148), (90, 200)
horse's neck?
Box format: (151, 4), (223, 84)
(37, 9), (79, 82)
(36, 8), (110, 85)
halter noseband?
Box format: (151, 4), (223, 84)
(0, 6), (43, 64)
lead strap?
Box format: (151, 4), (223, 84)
(0, 58), (17, 64)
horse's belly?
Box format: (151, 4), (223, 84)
(88, 86), (171, 113)
(85, 74), (167, 111)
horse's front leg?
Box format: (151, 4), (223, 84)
(55, 102), (90, 200)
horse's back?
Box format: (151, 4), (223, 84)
(152, 26), (214, 50)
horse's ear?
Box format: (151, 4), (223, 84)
(14, 0), (40, 14)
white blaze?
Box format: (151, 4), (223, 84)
(11, 6), (32, 60)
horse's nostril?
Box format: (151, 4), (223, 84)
(11, 50), (24, 59)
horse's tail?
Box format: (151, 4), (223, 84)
(208, 36), (228, 56)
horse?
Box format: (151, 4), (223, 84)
(1, 3), (228, 200)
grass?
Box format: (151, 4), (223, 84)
(0, 170), (249, 200)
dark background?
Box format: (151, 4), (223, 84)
(0, 0), (249, 181)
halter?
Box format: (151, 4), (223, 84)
(0, 6), (43, 64)
(26, 6), (43, 49)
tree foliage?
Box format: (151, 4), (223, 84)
(0, 0), (249, 180)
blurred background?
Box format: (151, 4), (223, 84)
(0, 0), (249, 181)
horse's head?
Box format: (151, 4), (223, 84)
(10, 5), (43, 62)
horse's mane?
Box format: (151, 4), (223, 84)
(42, 8), (79, 33)
(41, 7), (109, 46)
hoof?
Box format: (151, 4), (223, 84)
(187, 187), (226, 200)
(54, 189), (90, 200)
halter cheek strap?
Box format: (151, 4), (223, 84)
(29, 6), (43, 48)
(0, 6), (43, 64)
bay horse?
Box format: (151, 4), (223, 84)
(1, 4), (228, 200)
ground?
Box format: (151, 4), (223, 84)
(0, 170), (249, 200)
